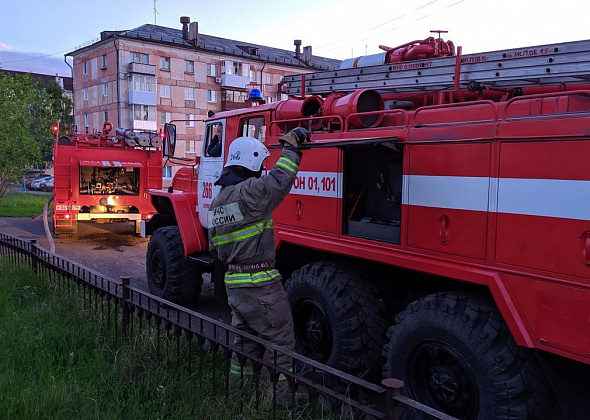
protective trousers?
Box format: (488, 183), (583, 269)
(227, 279), (295, 382)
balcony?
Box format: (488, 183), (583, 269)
(129, 62), (156, 75)
(221, 74), (250, 89)
(221, 100), (248, 111)
(132, 120), (158, 131)
(129, 90), (156, 106)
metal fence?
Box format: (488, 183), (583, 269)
(0, 232), (458, 420)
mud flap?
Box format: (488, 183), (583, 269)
(536, 350), (589, 419)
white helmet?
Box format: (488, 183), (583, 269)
(225, 136), (270, 171)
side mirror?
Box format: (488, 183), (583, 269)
(163, 123), (176, 157)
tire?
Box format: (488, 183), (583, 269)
(383, 292), (553, 420)
(285, 261), (388, 380)
(146, 226), (202, 306)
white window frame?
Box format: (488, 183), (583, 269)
(185, 114), (195, 127)
(132, 105), (155, 121)
(83, 88), (88, 101)
(185, 60), (194, 74)
(84, 114), (89, 127)
(186, 139), (196, 153)
(250, 70), (261, 83)
(265, 73), (273, 85)
(160, 111), (172, 126)
(132, 75), (156, 92)
(160, 56), (171, 71)
(160, 84), (171, 98)
(163, 165), (173, 179)
(82, 62), (87, 75)
(103, 111), (108, 122)
(185, 87), (195, 101)
(102, 83), (108, 97)
(101, 54), (107, 69)
(207, 90), (217, 103)
(132, 52), (149, 64)
(207, 63), (217, 77)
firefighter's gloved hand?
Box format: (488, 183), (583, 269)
(279, 127), (310, 148)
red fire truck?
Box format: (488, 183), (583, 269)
(52, 122), (162, 236)
(144, 35), (590, 419)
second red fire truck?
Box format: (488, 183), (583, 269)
(52, 122), (162, 236)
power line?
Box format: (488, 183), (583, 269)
(315, 0), (465, 53)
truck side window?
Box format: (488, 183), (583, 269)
(204, 123), (223, 157)
(240, 117), (266, 143)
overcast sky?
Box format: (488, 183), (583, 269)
(1, 0), (589, 76)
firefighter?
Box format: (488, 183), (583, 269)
(207, 124), (223, 157)
(208, 127), (309, 393)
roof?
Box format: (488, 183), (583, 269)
(71, 23), (341, 71)
(0, 69), (73, 91)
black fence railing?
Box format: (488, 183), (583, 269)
(0, 232), (458, 420)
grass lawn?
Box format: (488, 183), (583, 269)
(0, 191), (51, 217)
(0, 259), (295, 419)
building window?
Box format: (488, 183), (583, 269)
(132, 52), (149, 64)
(132, 105), (155, 121)
(160, 111), (172, 126)
(103, 111), (109, 122)
(160, 84), (171, 98)
(163, 166), (172, 179)
(185, 87), (195, 101)
(207, 63), (217, 77)
(265, 96), (273, 104)
(186, 139), (196, 153)
(84, 114), (89, 127)
(185, 60), (194, 74)
(82, 62), (87, 75)
(207, 90), (217, 103)
(132, 75), (156, 92)
(233, 62), (242, 75)
(185, 114), (195, 127)
(160, 56), (171, 71)
(102, 83), (108, 97)
(101, 54), (107, 69)
(83, 88), (88, 101)
(250, 70), (262, 83)
(222, 90), (247, 103)
(265, 73), (273, 85)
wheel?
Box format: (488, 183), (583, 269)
(286, 261), (388, 380)
(383, 292), (553, 420)
(146, 226), (202, 306)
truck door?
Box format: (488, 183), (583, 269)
(496, 140), (590, 278)
(406, 142), (492, 259)
(197, 120), (225, 228)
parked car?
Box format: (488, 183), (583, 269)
(29, 175), (53, 191)
(40, 177), (54, 192)
(25, 176), (44, 190)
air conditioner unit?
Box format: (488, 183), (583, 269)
(215, 77), (221, 83)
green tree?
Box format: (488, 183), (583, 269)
(0, 73), (58, 199)
(44, 80), (73, 162)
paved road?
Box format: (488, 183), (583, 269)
(0, 216), (232, 324)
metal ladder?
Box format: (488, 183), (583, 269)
(282, 39), (590, 96)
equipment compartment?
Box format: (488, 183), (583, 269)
(343, 143), (403, 244)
